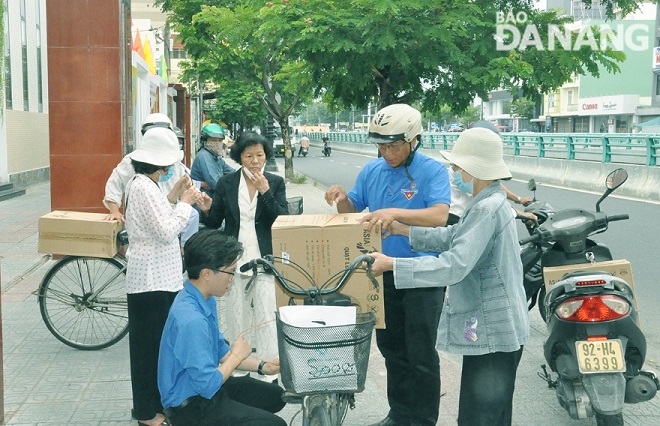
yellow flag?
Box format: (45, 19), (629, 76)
(143, 37), (157, 75)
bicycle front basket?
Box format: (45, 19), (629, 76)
(275, 311), (375, 395)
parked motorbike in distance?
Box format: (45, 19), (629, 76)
(519, 168), (659, 425)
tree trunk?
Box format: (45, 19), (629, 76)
(275, 116), (294, 181)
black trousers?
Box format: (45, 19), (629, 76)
(375, 272), (444, 425)
(457, 347), (524, 426)
(169, 375), (287, 426)
(127, 291), (178, 421)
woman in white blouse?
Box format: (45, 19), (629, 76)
(125, 127), (208, 426)
(201, 132), (289, 382)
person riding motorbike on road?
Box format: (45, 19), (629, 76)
(297, 136), (310, 156)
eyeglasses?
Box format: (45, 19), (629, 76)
(377, 141), (407, 153)
(214, 269), (236, 279)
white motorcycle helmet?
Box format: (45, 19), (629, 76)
(367, 104), (423, 144)
(141, 113), (173, 135)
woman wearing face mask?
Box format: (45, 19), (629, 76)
(124, 127), (210, 426)
(445, 121), (535, 226)
(191, 123), (236, 197)
(369, 128), (530, 426)
(200, 131), (289, 382)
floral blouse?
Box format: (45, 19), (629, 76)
(125, 174), (192, 294)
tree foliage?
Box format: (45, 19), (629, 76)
(263, 0), (634, 112)
(157, 0), (653, 165)
(158, 0), (315, 179)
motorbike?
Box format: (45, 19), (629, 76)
(519, 178), (556, 315)
(322, 141), (331, 156)
(518, 168), (659, 425)
(300, 146), (308, 157)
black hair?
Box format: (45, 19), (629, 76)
(229, 131), (273, 163)
(131, 159), (165, 175)
(184, 229), (244, 280)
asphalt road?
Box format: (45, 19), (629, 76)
(282, 149), (660, 370)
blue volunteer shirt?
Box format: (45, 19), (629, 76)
(348, 152), (451, 258)
(158, 281), (231, 408)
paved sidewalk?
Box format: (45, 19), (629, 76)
(1, 156), (658, 425)
(0, 164), (456, 425)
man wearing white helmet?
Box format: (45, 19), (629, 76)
(325, 104), (451, 426)
(103, 114), (201, 247)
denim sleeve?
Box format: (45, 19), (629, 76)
(394, 206), (496, 289)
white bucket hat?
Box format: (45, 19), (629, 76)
(441, 128), (511, 180)
(129, 127), (183, 167)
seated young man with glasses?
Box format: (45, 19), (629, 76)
(157, 229), (286, 426)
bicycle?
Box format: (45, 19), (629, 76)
(36, 231), (129, 350)
(36, 196), (305, 351)
(240, 253), (378, 426)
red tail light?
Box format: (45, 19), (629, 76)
(575, 279), (607, 286)
(555, 295), (630, 322)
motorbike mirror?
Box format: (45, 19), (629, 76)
(606, 168), (628, 190)
(596, 168), (628, 212)
(527, 178), (537, 201)
(527, 179), (537, 192)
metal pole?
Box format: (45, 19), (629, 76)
(264, 114), (278, 172)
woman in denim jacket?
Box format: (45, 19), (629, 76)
(369, 127), (530, 426)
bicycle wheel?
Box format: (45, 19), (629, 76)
(38, 256), (128, 350)
(309, 406), (332, 426)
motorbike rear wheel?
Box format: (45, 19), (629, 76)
(595, 412), (623, 426)
(538, 286), (548, 322)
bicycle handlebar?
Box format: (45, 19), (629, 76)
(240, 254), (379, 298)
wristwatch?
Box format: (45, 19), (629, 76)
(257, 361), (266, 375)
(516, 196), (522, 204)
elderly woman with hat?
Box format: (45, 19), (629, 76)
(125, 127), (208, 426)
(369, 127), (530, 426)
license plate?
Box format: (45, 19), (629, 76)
(575, 339), (626, 374)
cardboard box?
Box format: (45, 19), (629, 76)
(543, 259), (636, 308)
(38, 211), (124, 258)
(271, 213), (385, 328)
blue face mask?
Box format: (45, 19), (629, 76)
(159, 165), (174, 182)
(453, 169), (473, 194)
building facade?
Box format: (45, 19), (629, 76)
(1, 0), (49, 187)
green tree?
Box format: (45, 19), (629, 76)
(510, 98), (535, 119)
(159, 0), (315, 180)
(263, 0), (636, 112)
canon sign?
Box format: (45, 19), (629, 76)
(582, 103), (598, 111)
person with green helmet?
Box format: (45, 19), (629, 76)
(191, 123), (236, 197)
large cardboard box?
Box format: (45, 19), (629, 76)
(38, 211), (123, 258)
(271, 213), (385, 328)
(543, 259), (636, 308)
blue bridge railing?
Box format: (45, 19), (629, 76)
(306, 132), (660, 166)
